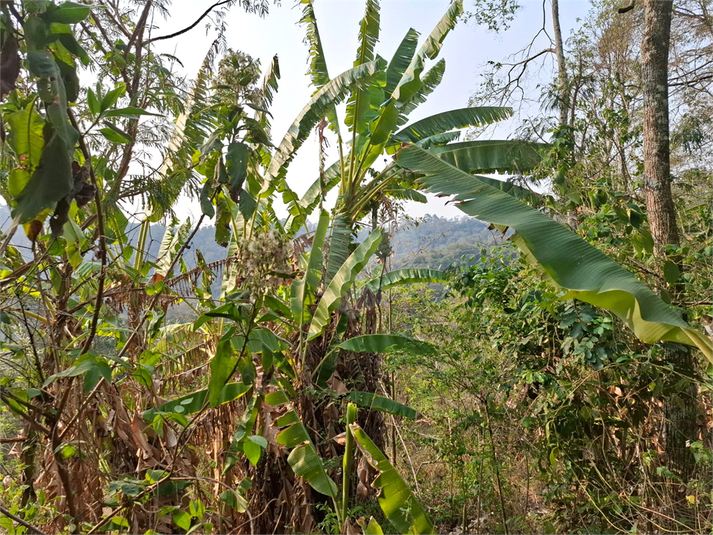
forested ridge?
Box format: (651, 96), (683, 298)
(0, 1), (710, 534)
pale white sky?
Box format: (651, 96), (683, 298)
(148, 0), (591, 221)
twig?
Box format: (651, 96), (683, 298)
(0, 505), (51, 535)
(67, 109), (107, 356)
(0, 436), (27, 443)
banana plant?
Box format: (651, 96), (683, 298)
(265, 0), (545, 265)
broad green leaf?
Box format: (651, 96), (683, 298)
(103, 106), (160, 118)
(208, 335), (239, 407)
(12, 132), (73, 224)
(396, 144), (713, 361)
(663, 260), (680, 285)
(351, 424), (434, 534)
(100, 83), (126, 112)
(396, 58), (446, 127)
(276, 410), (338, 497)
(57, 33), (90, 65)
(43, 2), (90, 24)
(335, 334), (437, 357)
(346, 391), (418, 419)
(6, 104), (45, 168)
(309, 230), (382, 340)
(43, 355), (111, 390)
(155, 220), (190, 278)
(393, 107), (512, 143)
(100, 122), (133, 144)
(173, 511), (192, 532)
(226, 142), (249, 191)
(363, 268), (448, 292)
(142, 383), (251, 424)
(363, 518), (385, 535)
(384, 28), (419, 98)
(345, 0), (381, 134)
(87, 87), (100, 115)
(392, 0), (462, 103)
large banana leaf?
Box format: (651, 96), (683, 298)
(350, 424), (434, 534)
(362, 268), (448, 292)
(264, 59), (385, 194)
(392, 0), (462, 103)
(335, 333), (437, 356)
(291, 209), (329, 325)
(396, 58), (446, 128)
(396, 145), (713, 361)
(369, 0), (460, 148)
(430, 139), (547, 174)
(393, 107), (513, 143)
(345, 0), (381, 134)
(143, 383), (250, 423)
(308, 230), (382, 340)
(276, 410), (339, 497)
(384, 28), (419, 98)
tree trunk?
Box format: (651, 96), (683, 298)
(641, 0), (678, 250)
(551, 0), (569, 127)
(640, 0), (697, 502)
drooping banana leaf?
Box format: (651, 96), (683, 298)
(414, 130), (461, 149)
(345, 392), (417, 419)
(350, 423), (435, 534)
(362, 268), (448, 293)
(275, 410), (339, 498)
(393, 107), (513, 143)
(429, 139), (547, 174)
(395, 145), (713, 361)
(308, 229), (382, 340)
(335, 333), (437, 357)
(264, 58), (385, 195)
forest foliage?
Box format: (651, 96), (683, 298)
(0, 0), (710, 534)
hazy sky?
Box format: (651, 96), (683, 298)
(154, 0), (592, 220)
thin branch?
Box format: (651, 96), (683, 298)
(0, 505), (51, 535)
(145, 0), (232, 44)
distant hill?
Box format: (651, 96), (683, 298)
(1, 205), (501, 272)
